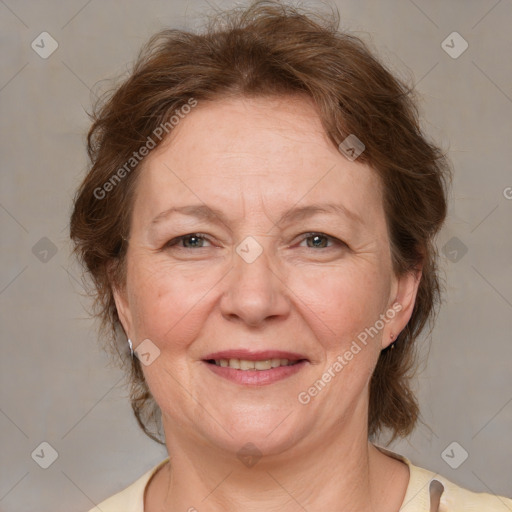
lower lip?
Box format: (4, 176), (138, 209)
(204, 360), (308, 385)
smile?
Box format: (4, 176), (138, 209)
(208, 358), (302, 370)
(202, 350), (309, 385)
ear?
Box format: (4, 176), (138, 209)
(112, 280), (134, 340)
(381, 266), (422, 350)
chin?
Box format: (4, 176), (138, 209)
(202, 411), (307, 458)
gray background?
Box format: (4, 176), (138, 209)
(1, 0), (511, 511)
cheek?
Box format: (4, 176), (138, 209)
(126, 257), (221, 349)
(125, 248), (392, 359)
(286, 262), (390, 350)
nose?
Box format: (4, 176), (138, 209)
(219, 239), (290, 327)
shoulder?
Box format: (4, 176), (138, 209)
(85, 451), (512, 511)
(374, 445), (512, 511)
(406, 463), (512, 511)
(86, 458), (169, 512)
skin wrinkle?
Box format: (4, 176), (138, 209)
(113, 96), (419, 512)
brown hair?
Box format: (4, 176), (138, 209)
(70, 0), (450, 444)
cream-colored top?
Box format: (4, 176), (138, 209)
(87, 446), (512, 511)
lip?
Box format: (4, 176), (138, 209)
(204, 359), (308, 386)
(203, 349), (308, 362)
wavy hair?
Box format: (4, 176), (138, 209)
(70, 0), (450, 444)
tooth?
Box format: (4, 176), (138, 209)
(229, 358), (241, 369)
(255, 360), (272, 370)
(216, 358), (298, 370)
(240, 359), (255, 370)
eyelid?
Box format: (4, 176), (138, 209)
(295, 232), (346, 248)
(165, 233), (213, 248)
(165, 232), (346, 250)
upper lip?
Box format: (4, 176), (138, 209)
(203, 349), (308, 361)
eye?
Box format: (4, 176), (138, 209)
(163, 232), (346, 251)
(297, 232), (345, 249)
(164, 233), (213, 249)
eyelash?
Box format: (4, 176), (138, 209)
(164, 232), (346, 250)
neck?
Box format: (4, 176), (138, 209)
(150, 414), (409, 512)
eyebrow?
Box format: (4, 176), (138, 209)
(150, 202), (364, 228)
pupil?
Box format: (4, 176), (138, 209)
(186, 235), (201, 247)
(309, 235), (325, 248)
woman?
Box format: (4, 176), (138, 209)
(70, 1), (512, 510)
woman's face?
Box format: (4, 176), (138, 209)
(114, 95), (420, 456)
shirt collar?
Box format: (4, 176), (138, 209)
(373, 444), (445, 511)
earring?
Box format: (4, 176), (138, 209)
(128, 338), (134, 358)
(390, 333), (395, 349)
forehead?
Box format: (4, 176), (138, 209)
(133, 95), (384, 227)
